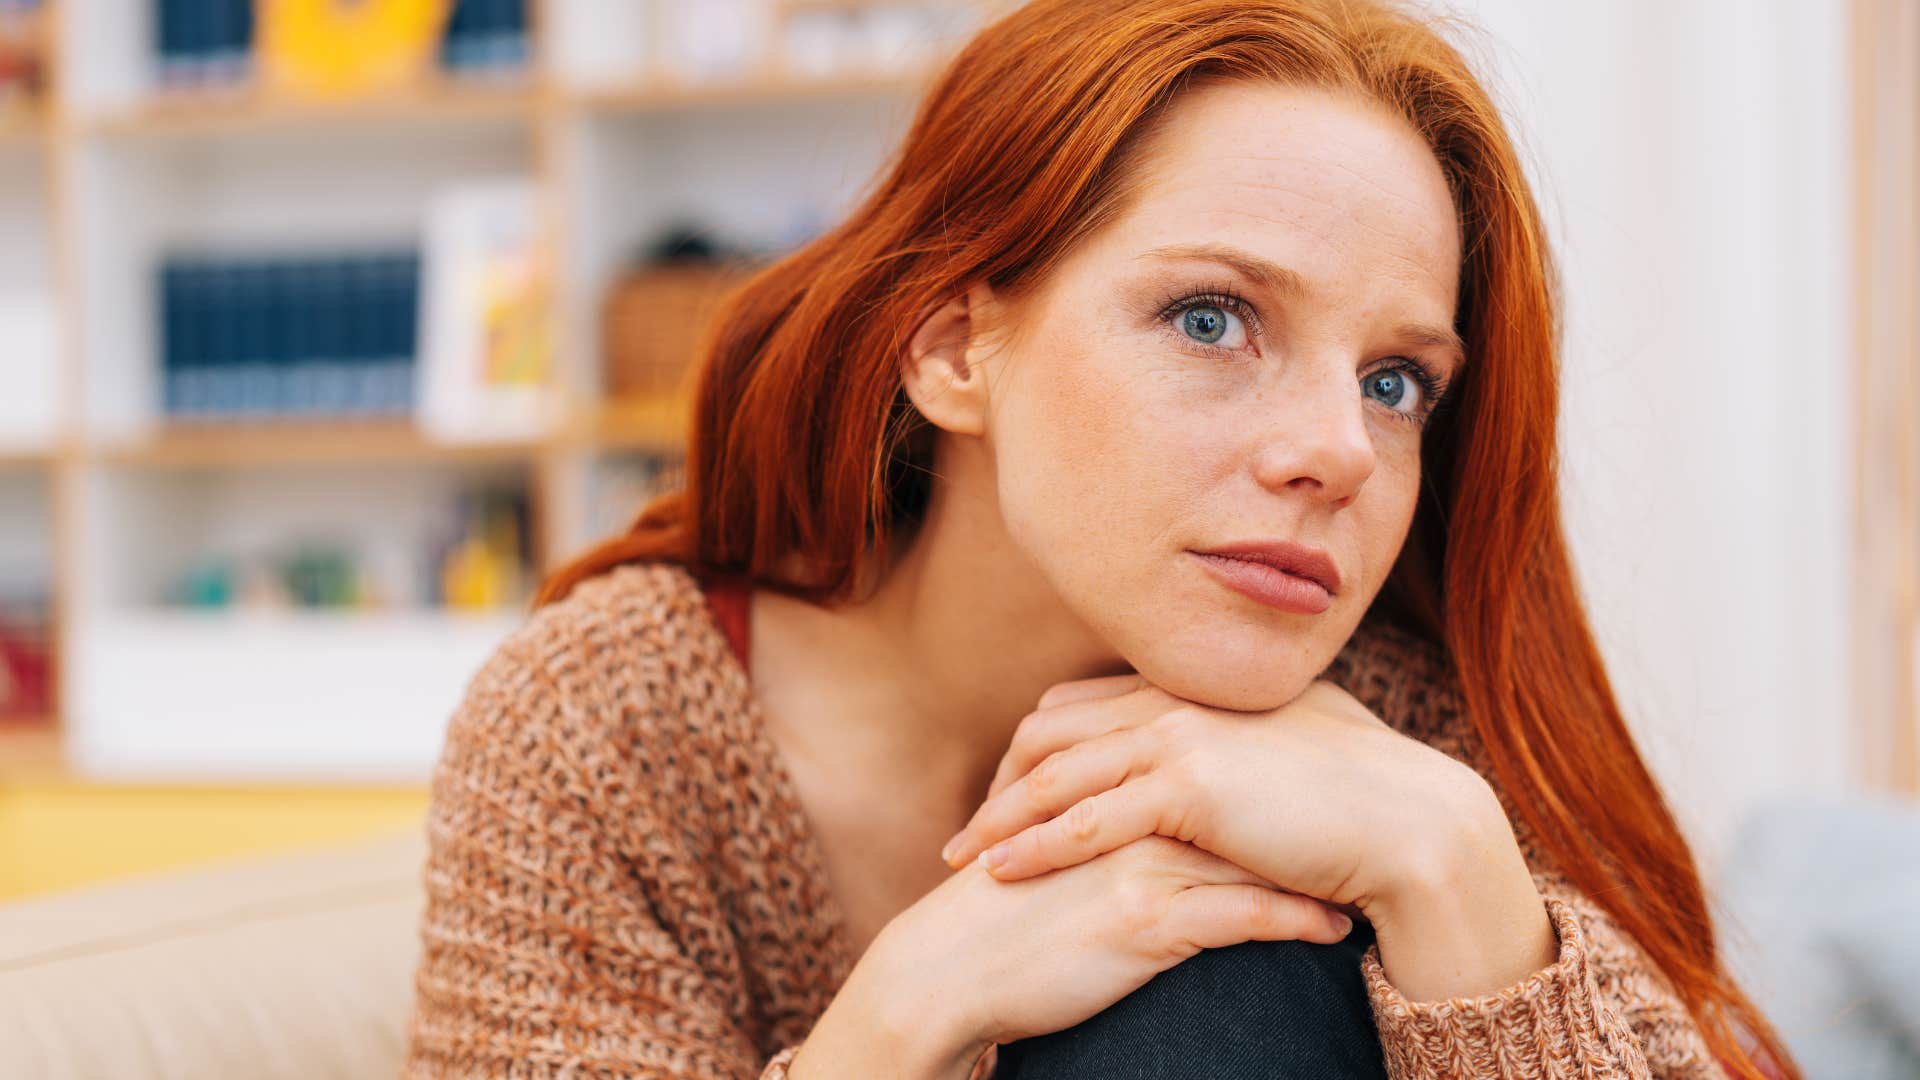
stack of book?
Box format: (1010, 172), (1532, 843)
(439, 0), (527, 74)
(152, 0), (254, 90)
(153, 0), (527, 92)
(158, 250), (422, 422)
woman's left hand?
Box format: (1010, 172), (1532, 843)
(939, 673), (1560, 1000)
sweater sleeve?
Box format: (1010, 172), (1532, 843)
(399, 641), (800, 1080)
(1359, 869), (1728, 1080)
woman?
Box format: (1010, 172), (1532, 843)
(401, 1), (1800, 1078)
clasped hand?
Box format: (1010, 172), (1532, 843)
(939, 672), (1509, 923)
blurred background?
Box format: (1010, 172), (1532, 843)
(0, 1), (1914, 1076)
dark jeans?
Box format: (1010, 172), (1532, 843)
(992, 920), (1388, 1079)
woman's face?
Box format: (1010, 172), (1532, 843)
(976, 81), (1464, 710)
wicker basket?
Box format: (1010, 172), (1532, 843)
(602, 262), (758, 402)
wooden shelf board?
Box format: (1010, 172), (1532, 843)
(578, 397), (692, 453)
(570, 67), (932, 114)
(71, 399), (691, 469)
(83, 78), (539, 138)
(93, 420), (545, 468)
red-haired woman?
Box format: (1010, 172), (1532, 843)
(401, 2), (1799, 1078)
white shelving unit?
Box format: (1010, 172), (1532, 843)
(0, 0), (989, 781)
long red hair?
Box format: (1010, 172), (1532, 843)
(538, 1), (1797, 1075)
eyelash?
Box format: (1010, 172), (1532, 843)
(1153, 283), (1453, 427)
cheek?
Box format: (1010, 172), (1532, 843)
(1352, 444), (1423, 588)
(991, 332), (1199, 557)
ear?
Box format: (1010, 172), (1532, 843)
(901, 281), (1001, 437)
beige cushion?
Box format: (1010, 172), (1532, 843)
(0, 826), (427, 1080)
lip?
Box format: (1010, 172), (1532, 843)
(1188, 540), (1341, 615)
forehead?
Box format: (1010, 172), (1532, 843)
(1105, 81), (1462, 312)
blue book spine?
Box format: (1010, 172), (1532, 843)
(180, 260), (211, 418)
(159, 260), (184, 417)
(186, 0), (214, 87)
(372, 252), (406, 416)
(374, 253), (405, 413)
(232, 258), (264, 418)
(261, 258), (293, 417)
(344, 255), (379, 417)
(503, 0), (530, 69)
(441, 0), (474, 71)
(227, 0), (255, 84)
(153, 0), (184, 88)
(284, 257), (318, 417)
(310, 256), (348, 416)
(395, 250), (422, 412)
(204, 261), (235, 417)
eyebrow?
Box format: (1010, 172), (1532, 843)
(1137, 242), (1468, 367)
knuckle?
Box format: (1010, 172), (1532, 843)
(1063, 796), (1100, 843)
(1160, 795), (1206, 845)
(1112, 878), (1164, 935)
(1026, 753), (1064, 799)
(1010, 704), (1049, 744)
(1232, 889), (1280, 936)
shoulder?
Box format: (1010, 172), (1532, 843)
(432, 560), (746, 812)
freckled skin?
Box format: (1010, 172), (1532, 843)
(974, 82), (1464, 710)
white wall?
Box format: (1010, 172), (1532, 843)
(1431, 0), (1856, 876)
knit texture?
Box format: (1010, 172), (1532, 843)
(400, 560), (1728, 1079)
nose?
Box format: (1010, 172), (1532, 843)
(1247, 363), (1377, 509)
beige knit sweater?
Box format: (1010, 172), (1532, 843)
(400, 559), (1730, 1079)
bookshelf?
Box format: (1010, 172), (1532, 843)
(0, 0), (990, 782)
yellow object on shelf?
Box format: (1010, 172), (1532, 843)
(441, 534), (506, 610)
(258, 0), (454, 99)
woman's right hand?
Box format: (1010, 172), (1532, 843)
(787, 833), (1355, 1079)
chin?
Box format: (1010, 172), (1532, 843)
(1128, 637), (1327, 713)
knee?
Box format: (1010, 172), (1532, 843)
(994, 929), (1387, 1079)
(1117, 933), (1376, 1031)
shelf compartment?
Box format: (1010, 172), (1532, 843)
(66, 607), (525, 782)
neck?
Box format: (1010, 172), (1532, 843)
(751, 470), (1133, 819)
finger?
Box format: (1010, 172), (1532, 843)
(1165, 884), (1355, 952)
(1035, 672), (1149, 711)
(950, 726), (1161, 870)
(984, 687), (1166, 802)
(977, 770), (1184, 881)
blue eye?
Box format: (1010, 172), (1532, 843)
(1363, 369), (1415, 410)
(1178, 303), (1248, 349)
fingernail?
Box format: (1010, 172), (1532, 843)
(1332, 913), (1353, 937)
(940, 834), (962, 864)
(982, 844), (1010, 871)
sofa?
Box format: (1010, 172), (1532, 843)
(3, 795), (1916, 1079)
(0, 826), (428, 1079)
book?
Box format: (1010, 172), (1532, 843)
(415, 178), (556, 443)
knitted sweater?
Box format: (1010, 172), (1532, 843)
(400, 559), (1729, 1079)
